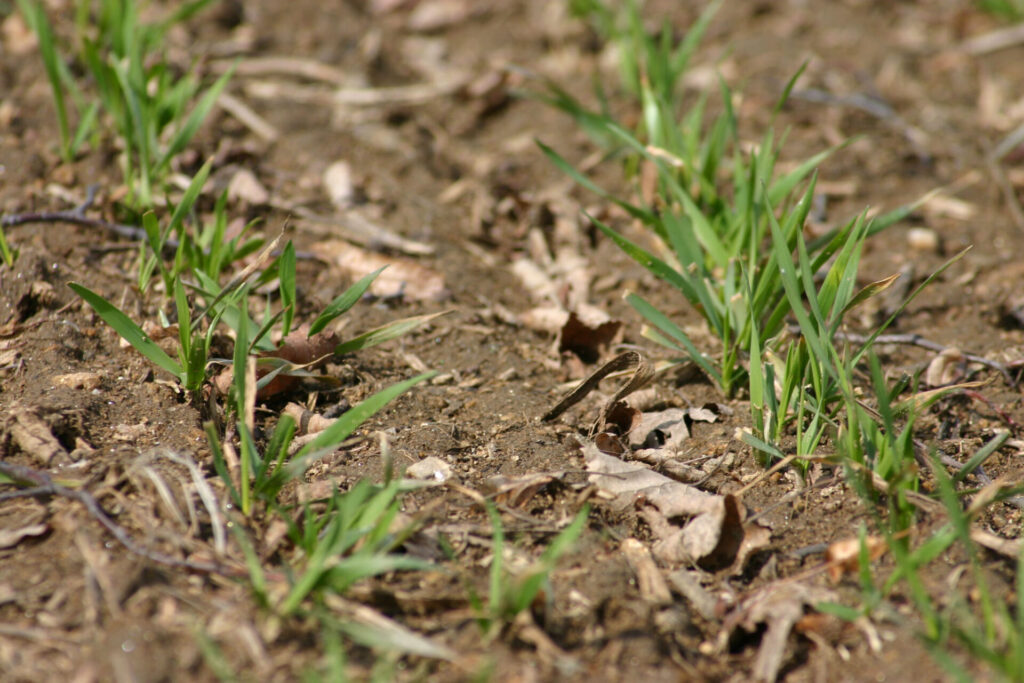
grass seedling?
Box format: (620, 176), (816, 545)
(69, 276), (218, 396)
(0, 223), (17, 268)
(277, 478), (433, 615)
(469, 503), (589, 638)
(15, 0), (99, 161)
(17, 0), (230, 207)
(978, 0), (1024, 20)
(208, 305), (436, 517)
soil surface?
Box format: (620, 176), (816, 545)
(2, 1), (1024, 681)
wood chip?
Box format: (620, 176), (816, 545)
(621, 538), (672, 605)
(6, 407), (69, 465)
(54, 372), (102, 391)
(311, 240), (448, 301)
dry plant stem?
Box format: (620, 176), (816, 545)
(217, 91), (280, 143)
(541, 350), (653, 425)
(794, 326), (1017, 387)
(0, 459), (251, 578)
(215, 55), (348, 85)
(985, 155), (1024, 235)
(1, 185), (148, 243)
(2, 189), (319, 262)
(960, 22), (1024, 55)
(791, 87), (931, 161)
(962, 389), (1019, 429)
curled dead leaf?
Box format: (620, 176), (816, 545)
(925, 347), (965, 387)
(583, 440), (748, 567)
(722, 582), (839, 682)
(283, 403), (337, 435)
(559, 311), (622, 364)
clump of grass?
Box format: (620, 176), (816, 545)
(464, 503), (589, 638)
(0, 223), (17, 268)
(546, 1), (1024, 677)
(16, 0), (230, 208)
(541, 1), (917, 400)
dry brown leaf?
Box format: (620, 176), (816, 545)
(667, 570), (719, 620)
(511, 258), (559, 304)
(730, 522), (772, 576)
(627, 408), (690, 450)
(214, 328), (341, 398)
(559, 311), (622, 363)
(0, 523), (48, 549)
(825, 535), (887, 582)
(227, 168), (269, 205)
(924, 347), (965, 387)
(484, 472), (560, 507)
(722, 582), (839, 683)
(311, 240), (448, 301)
(519, 305), (569, 334)
(583, 441), (744, 567)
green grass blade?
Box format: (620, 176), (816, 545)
(590, 214), (692, 295)
(291, 372), (436, 468)
(626, 292), (722, 386)
(668, 0), (721, 94)
(309, 266), (386, 336)
(953, 431), (1010, 484)
(0, 224), (16, 267)
(773, 61), (808, 118)
(17, 0), (71, 159)
(851, 247), (970, 366)
(486, 504), (505, 617)
(279, 241), (296, 337)
(158, 66), (235, 177)
(334, 311), (447, 356)
(768, 145), (839, 207)
(69, 282), (183, 378)
(536, 140), (655, 223)
(168, 158), (213, 237)
(70, 101), (100, 157)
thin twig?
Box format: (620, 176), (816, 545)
(1, 186), (148, 242)
(0, 459), (253, 578)
(791, 87), (931, 162)
(985, 154), (1024, 235)
(802, 327), (1017, 388)
(960, 22), (1024, 55)
(1, 187), (320, 260)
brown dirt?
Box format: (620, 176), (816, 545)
(2, 1), (1023, 680)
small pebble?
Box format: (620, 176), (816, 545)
(406, 456), (452, 482)
(907, 227), (940, 252)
